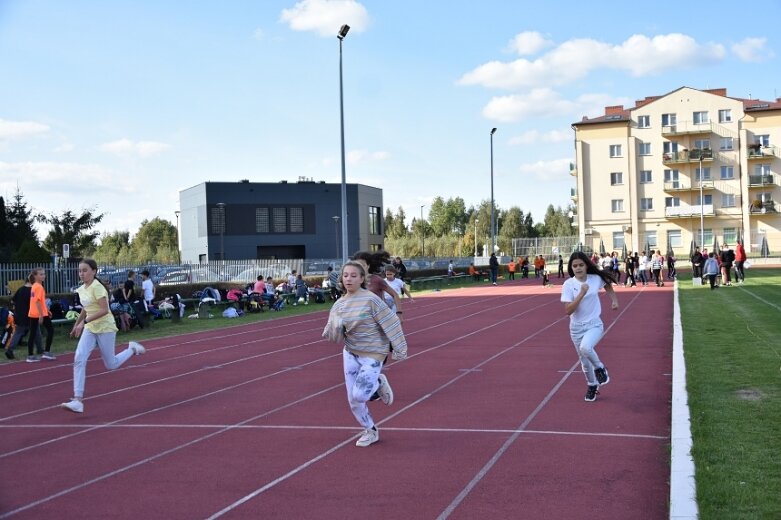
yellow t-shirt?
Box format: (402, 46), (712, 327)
(76, 281), (118, 334)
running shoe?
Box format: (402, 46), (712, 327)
(129, 342), (146, 355)
(355, 427), (379, 447)
(585, 385), (599, 402)
(594, 366), (610, 386)
(26, 355), (40, 363)
(377, 374), (394, 406)
(61, 399), (84, 413)
(42, 352), (57, 360)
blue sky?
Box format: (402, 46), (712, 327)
(1, 0), (779, 240)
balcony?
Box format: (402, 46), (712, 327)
(747, 144), (779, 160)
(570, 187), (578, 202)
(663, 180), (715, 192)
(569, 162), (577, 176)
(665, 204), (715, 218)
(749, 200), (777, 214)
(661, 121), (714, 136)
(748, 174), (775, 187)
(662, 149), (713, 165)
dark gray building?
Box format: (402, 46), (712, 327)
(179, 179), (384, 262)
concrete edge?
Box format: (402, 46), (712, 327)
(669, 279), (699, 519)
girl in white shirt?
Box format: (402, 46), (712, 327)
(560, 252), (619, 402)
(383, 266), (412, 312)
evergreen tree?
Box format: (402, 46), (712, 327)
(39, 208), (104, 258)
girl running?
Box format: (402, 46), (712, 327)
(560, 251), (619, 402)
(323, 261), (408, 447)
(61, 259), (146, 414)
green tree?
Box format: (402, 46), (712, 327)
(130, 218), (178, 263)
(39, 208), (104, 258)
(4, 188), (40, 259)
(93, 231), (131, 264)
(11, 238), (51, 263)
(540, 204), (574, 237)
(498, 207), (525, 253)
(384, 208), (395, 239)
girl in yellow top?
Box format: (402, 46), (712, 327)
(61, 259), (146, 414)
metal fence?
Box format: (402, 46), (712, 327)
(511, 236), (581, 262)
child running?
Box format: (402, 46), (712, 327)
(383, 265), (413, 312)
(560, 251), (619, 402)
(61, 259), (146, 414)
(323, 261), (408, 447)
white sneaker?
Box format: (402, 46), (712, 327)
(42, 352), (57, 360)
(129, 342), (146, 356)
(355, 427), (379, 447)
(61, 399), (84, 413)
(377, 374), (394, 406)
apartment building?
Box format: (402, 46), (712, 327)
(571, 86), (780, 256)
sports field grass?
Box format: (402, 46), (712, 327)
(678, 267), (781, 519)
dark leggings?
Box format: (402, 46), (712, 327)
(27, 318), (41, 356)
(41, 316), (54, 351)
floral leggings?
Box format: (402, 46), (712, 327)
(343, 349), (383, 429)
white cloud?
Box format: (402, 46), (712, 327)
(732, 37), (774, 62)
(506, 31), (553, 55)
(459, 33), (725, 90)
(518, 158), (573, 181)
(509, 129), (571, 145)
(54, 143), (75, 152)
(347, 149), (389, 165)
(280, 0), (370, 38)
(252, 27), (264, 40)
(483, 89), (630, 123)
(100, 138), (171, 158)
(0, 118), (50, 139)
(0, 160), (138, 197)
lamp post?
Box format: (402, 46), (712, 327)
(216, 202), (226, 261)
(174, 210), (181, 265)
(332, 215), (340, 259)
(337, 24), (350, 266)
(474, 218), (479, 257)
(420, 205), (426, 257)
(699, 156), (704, 250)
(490, 128), (497, 255)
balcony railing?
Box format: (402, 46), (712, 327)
(661, 121), (714, 136)
(663, 180), (715, 191)
(570, 187), (578, 200)
(569, 162), (577, 176)
(748, 174), (775, 187)
(747, 145), (779, 159)
(662, 149), (713, 164)
(665, 204), (715, 218)
(750, 200), (777, 214)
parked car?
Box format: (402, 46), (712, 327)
(159, 268), (220, 286)
(304, 261), (336, 276)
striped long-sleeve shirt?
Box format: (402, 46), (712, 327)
(329, 288), (407, 361)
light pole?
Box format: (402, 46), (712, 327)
(337, 24), (350, 266)
(474, 218), (479, 256)
(216, 202), (226, 261)
(174, 210), (181, 265)
(332, 215), (340, 259)
(698, 156), (704, 250)
(420, 205), (426, 257)
(490, 128), (497, 255)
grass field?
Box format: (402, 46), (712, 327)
(678, 267), (781, 519)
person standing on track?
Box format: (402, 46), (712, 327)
(560, 251), (619, 402)
(323, 260), (408, 447)
(61, 259), (146, 414)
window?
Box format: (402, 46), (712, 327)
(255, 208), (269, 233)
(640, 198), (654, 211)
(720, 166), (734, 180)
(210, 206), (225, 235)
(610, 172), (623, 185)
(609, 144), (622, 157)
(693, 111), (709, 124)
(663, 141), (679, 154)
(272, 208), (287, 233)
(667, 229), (682, 248)
(695, 194), (713, 205)
(368, 206), (381, 235)
(638, 142), (651, 155)
(694, 139), (711, 150)
(718, 109), (732, 123)
(720, 137), (733, 150)
(665, 196), (681, 207)
(697, 228), (713, 245)
(611, 199), (624, 212)
(723, 228), (737, 244)
(644, 231), (657, 249)
(637, 115), (650, 128)
(722, 194), (736, 207)
(754, 134), (770, 147)
(754, 164), (771, 176)
(289, 207), (304, 233)
(695, 167), (712, 181)
(664, 169), (680, 188)
(613, 231), (625, 249)
(662, 113), (677, 128)
(639, 170), (653, 183)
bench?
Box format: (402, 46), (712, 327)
(51, 318), (76, 335)
(410, 273), (477, 291)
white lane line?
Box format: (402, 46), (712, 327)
(736, 284), (781, 312)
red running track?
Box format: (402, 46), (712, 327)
(0, 277), (673, 519)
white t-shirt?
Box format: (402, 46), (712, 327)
(384, 278), (405, 310)
(560, 274), (605, 323)
(142, 278), (154, 303)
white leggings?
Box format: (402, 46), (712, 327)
(343, 349), (383, 429)
(72, 329), (134, 398)
(569, 319), (605, 386)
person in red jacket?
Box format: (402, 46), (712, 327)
(734, 241), (747, 283)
